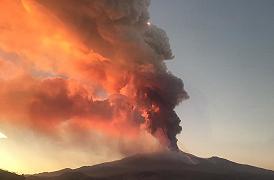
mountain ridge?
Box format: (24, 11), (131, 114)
(27, 151), (274, 180)
(0, 169), (25, 180)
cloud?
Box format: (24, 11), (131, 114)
(0, 0), (188, 153)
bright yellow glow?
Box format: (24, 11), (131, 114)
(0, 132), (7, 139)
(0, 126), (125, 174)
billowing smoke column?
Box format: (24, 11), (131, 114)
(0, 0), (188, 150)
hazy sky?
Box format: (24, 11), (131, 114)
(150, 0), (274, 170)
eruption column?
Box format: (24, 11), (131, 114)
(0, 0), (189, 151)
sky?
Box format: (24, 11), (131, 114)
(149, 0), (274, 170)
(0, 0), (273, 174)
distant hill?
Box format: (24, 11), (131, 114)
(27, 151), (274, 180)
(0, 169), (25, 180)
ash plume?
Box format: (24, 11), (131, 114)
(0, 0), (188, 151)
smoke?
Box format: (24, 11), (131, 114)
(0, 0), (188, 151)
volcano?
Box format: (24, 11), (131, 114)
(26, 151), (274, 180)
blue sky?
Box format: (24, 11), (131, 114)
(150, 0), (274, 169)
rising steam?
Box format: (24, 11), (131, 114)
(0, 0), (188, 151)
